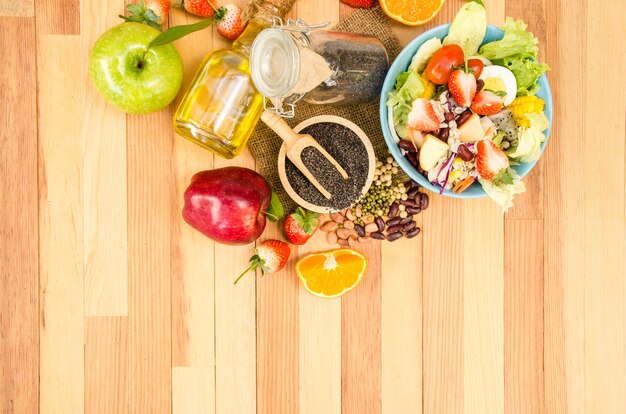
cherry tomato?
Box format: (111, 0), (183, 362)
(424, 44), (464, 85)
(467, 58), (484, 79)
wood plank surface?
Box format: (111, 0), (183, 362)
(37, 34), (84, 414)
(0, 16), (39, 414)
(1, 0), (626, 413)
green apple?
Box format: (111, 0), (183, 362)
(89, 22), (183, 114)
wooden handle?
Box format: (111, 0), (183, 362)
(260, 111), (300, 148)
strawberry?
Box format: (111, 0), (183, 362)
(476, 140), (510, 181)
(181, 0), (218, 18)
(120, 0), (170, 29)
(283, 208), (321, 245)
(216, 3), (246, 40)
(448, 69), (476, 107)
(471, 90), (505, 116)
(407, 98), (439, 132)
(234, 240), (291, 284)
(340, 0), (375, 7)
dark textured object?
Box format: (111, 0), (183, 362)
(284, 123), (369, 210)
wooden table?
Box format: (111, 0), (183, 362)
(2, 0), (625, 412)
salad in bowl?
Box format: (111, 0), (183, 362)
(382, 0), (552, 211)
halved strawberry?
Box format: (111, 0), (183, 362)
(476, 139), (510, 181)
(407, 98), (439, 132)
(448, 69), (476, 107)
(471, 90), (504, 115)
(234, 239), (291, 284)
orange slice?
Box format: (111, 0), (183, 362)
(380, 0), (446, 26)
(296, 249), (367, 298)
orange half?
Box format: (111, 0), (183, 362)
(296, 249), (367, 299)
(380, 0), (446, 26)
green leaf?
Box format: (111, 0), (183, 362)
(470, 0), (485, 6)
(148, 18), (214, 49)
(264, 192), (284, 222)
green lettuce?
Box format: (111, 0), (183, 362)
(479, 18), (549, 96)
(507, 111), (549, 163)
(386, 71), (425, 138)
(479, 169), (526, 212)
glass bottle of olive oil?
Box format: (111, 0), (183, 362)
(174, 0), (296, 159)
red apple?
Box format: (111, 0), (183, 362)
(182, 167), (272, 245)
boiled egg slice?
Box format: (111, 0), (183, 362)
(479, 65), (517, 106)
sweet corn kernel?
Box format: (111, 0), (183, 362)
(509, 96), (545, 128)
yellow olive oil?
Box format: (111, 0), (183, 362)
(173, 20), (269, 159)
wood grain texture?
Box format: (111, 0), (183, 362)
(172, 367), (214, 414)
(126, 111), (173, 413)
(35, 0), (79, 35)
(422, 198), (464, 413)
(85, 317), (128, 414)
(298, 229), (341, 414)
(37, 34), (84, 414)
(0, 0), (33, 17)
(381, 235), (422, 414)
(82, 0), (128, 317)
(543, 0), (586, 412)
(582, 0), (626, 411)
(463, 199), (504, 414)
(256, 223), (299, 414)
(505, 220), (544, 413)
(0, 16), (39, 414)
(342, 242), (382, 414)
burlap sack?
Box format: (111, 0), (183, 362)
(248, 6), (403, 212)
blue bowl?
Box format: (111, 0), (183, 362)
(380, 24), (553, 198)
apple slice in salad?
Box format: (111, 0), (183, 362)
(387, 0), (550, 212)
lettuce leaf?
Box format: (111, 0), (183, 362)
(387, 71), (425, 138)
(507, 111), (549, 163)
(479, 169), (526, 212)
(478, 18), (549, 96)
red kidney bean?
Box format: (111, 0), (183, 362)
(417, 165), (425, 175)
(420, 193), (429, 210)
(402, 221), (416, 232)
(414, 192), (422, 204)
(400, 216), (413, 225)
(387, 224), (403, 234)
(375, 217), (385, 232)
(386, 217), (401, 227)
(407, 206), (422, 214)
(457, 144), (474, 161)
(444, 112), (455, 122)
(406, 228), (421, 238)
(439, 127), (449, 141)
(354, 223), (365, 237)
(398, 139), (417, 152)
(370, 232), (385, 240)
(476, 79), (485, 92)
(388, 202), (399, 218)
(400, 199), (417, 207)
(404, 179), (414, 189)
(456, 110), (472, 127)
(431, 128), (440, 137)
(406, 152), (419, 168)
(387, 231), (404, 242)
(407, 186), (420, 198)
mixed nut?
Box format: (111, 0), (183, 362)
(320, 180), (429, 246)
